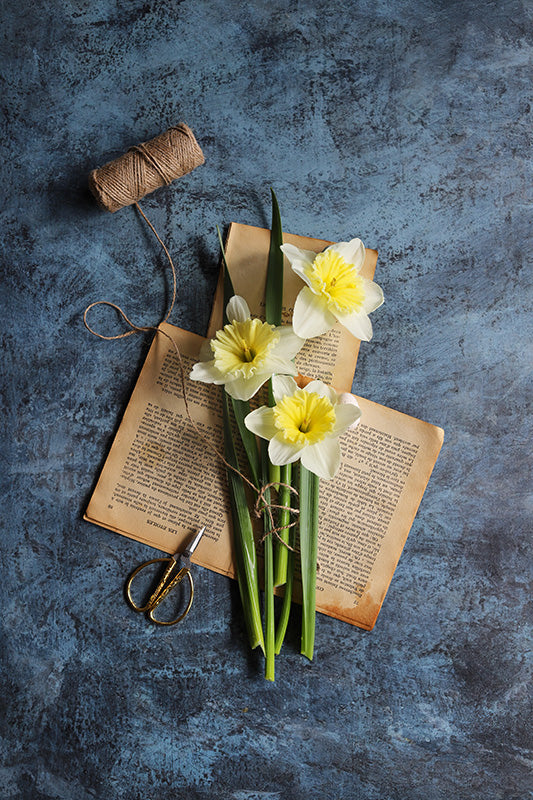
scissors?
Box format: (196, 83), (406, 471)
(125, 526), (206, 626)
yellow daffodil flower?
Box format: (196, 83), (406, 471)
(244, 375), (361, 480)
(280, 238), (384, 341)
(190, 296), (304, 401)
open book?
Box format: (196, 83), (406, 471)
(85, 223), (443, 630)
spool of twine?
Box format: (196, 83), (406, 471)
(88, 123), (205, 212)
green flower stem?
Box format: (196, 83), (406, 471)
(273, 462), (292, 587)
(223, 393), (264, 652)
(268, 462), (280, 490)
(262, 376), (278, 679)
(261, 442), (276, 681)
(266, 381), (280, 489)
(264, 512), (275, 681)
(299, 464), (320, 660)
(274, 480), (296, 654)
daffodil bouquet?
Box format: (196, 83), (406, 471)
(191, 192), (384, 680)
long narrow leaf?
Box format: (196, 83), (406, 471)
(217, 225), (235, 321)
(274, 550), (295, 655)
(223, 393), (264, 652)
(299, 465), (320, 660)
(265, 188), (284, 326)
(231, 398), (260, 488)
(261, 442), (276, 681)
(218, 228), (264, 650)
(261, 190), (285, 678)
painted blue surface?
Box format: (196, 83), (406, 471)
(1, 1), (532, 798)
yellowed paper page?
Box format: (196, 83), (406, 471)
(207, 223), (379, 391)
(85, 324), (443, 631)
(85, 325), (234, 577)
(314, 398), (443, 629)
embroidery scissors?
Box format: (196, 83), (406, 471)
(125, 526), (205, 626)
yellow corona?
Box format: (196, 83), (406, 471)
(212, 318), (279, 379)
(307, 250), (366, 312)
(273, 389), (336, 446)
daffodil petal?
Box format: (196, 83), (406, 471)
(273, 327), (305, 359)
(303, 380), (338, 405)
(293, 287), (337, 339)
(333, 309), (373, 341)
(264, 355), (299, 377)
(225, 371), (268, 401)
(281, 244), (318, 289)
(362, 280), (384, 313)
(329, 238), (365, 271)
(190, 360), (227, 384)
(280, 243), (317, 266)
(272, 375), (298, 403)
(268, 433), (305, 466)
(338, 393), (362, 430)
(289, 261), (314, 289)
(226, 295), (250, 323)
(332, 402), (361, 436)
(198, 339), (214, 362)
(244, 406), (278, 440)
(301, 438), (341, 480)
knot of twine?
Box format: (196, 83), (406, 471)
(254, 482), (299, 550)
(88, 124), (204, 213)
(84, 203), (297, 553)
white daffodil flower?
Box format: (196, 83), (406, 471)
(189, 296), (304, 401)
(280, 238), (384, 341)
(244, 375), (361, 480)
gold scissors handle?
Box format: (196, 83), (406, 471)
(125, 557), (194, 626)
(125, 527), (205, 626)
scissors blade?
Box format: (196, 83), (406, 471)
(179, 526), (206, 562)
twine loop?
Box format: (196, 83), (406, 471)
(254, 482), (300, 550)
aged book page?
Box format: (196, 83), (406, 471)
(315, 399), (443, 629)
(85, 324), (443, 631)
(85, 325), (233, 576)
(207, 223), (379, 392)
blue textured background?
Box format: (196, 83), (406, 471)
(1, 1), (532, 798)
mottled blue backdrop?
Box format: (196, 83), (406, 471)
(1, 1), (532, 798)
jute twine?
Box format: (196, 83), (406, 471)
(88, 124), (205, 213)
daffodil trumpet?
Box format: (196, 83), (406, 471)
(280, 238), (384, 341)
(190, 296), (304, 402)
(243, 376), (361, 481)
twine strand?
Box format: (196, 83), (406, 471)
(130, 143), (174, 186)
(254, 483), (299, 550)
(84, 203), (297, 549)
